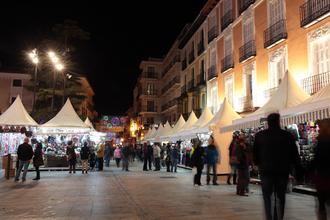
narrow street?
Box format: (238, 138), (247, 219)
(0, 162), (318, 220)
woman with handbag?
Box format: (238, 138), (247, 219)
(33, 142), (44, 180)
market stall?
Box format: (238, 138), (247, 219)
(37, 99), (90, 167)
(0, 96), (38, 177)
(154, 121), (172, 143)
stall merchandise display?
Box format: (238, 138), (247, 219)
(0, 133), (26, 156)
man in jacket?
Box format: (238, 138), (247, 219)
(191, 138), (204, 186)
(153, 144), (161, 171)
(15, 138), (33, 182)
(147, 142), (153, 170)
(80, 142), (90, 174)
(121, 143), (130, 171)
(170, 144), (179, 173)
(205, 136), (219, 185)
(96, 143), (105, 171)
(254, 113), (301, 220)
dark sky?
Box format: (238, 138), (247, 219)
(0, 1), (207, 115)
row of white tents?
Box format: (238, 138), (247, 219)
(0, 96), (94, 131)
(143, 72), (330, 174)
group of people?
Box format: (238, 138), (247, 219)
(141, 142), (180, 172)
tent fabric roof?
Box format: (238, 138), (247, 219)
(84, 117), (94, 129)
(160, 115), (186, 140)
(145, 127), (157, 141)
(148, 124), (164, 141)
(0, 95), (38, 126)
(221, 72), (309, 132)
(144, 128), (152, 140)
(155, 121), (172, 141)
(41, 99), (88, 128)
(179, 107), (214, 137)
(280, 82), (330, 126)
(170, 111), (198, 140)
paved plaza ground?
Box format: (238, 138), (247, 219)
(0, 161), (321, 220)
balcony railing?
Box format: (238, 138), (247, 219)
(182, 59), (187, 71)
(197, 41), (205, 55)
(162, 55), (180, 77)
(187, 79), (195, 92)
(188, 50), (195, 64)
(139, 105), (157, 113)
(302, 71), (330, 95)
(197, 73), (206, 86)
(264, 19), (288, 49)
(237, 96), (254, 112)
(181, 85), (187, 95)
(239, 40), (256, 63)
(208, 65), (217, 81)
(239, 0), (256, 15)
(161, 76), (180, 94)
(221, 10), (234, 31)
(221, 54), (234, 73)
(141, 71), (158, 79)
(208, 26), (218, 43)
(300, 0), (330, 28)
(139, 89), (158, 97)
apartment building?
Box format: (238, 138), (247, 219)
(134, 58), (163, 128)
(0, 72), (34, 114)
(133, 0), (330, 128)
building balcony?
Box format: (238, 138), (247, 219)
(207, 65), (217, 81)
(161, 55), (180, 77)
(139, 106), (158, 113)
(188, 50), (195, 64)
(181, 85), (187, 95)
(140, 71), (158, 80)
(221, 10), (234, 31)
(237, 96), (254, 112)
(197, 73), (206, 87)
(221, 54), (234, 73)
(181, 59), (187, 71)
(197, 41), (205, 55)
(239, 0), (256, 15)
(161, 76), (180, 95)
(138, 89), (158, 97)
(208, 26), (218, 43)
(239, 40), (256, 63)
(302, 71), (330, 95)
(300, 0), (330, 28)
(264, 19), (288, 49)
(187, 79), (195, 92)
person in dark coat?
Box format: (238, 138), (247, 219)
(165, 144), (171, 172)
(104, 144), (111, 167)
(312, 119), (330, 220)
(80, 142), (90, 174)
(32, 142), (44, 180)
(66, 141), (77, 174)
(227, 134), (239, 185)
(254, 113), (301, 220)
(15, 137), (34, 182)
(147, 142), (153, 170)
(191, 138), (204, 186)
(143, 143), (149, 171)
(236, 134), (249, 196)
(205, 136), (219, 185)
(170, 144), (179, 172)
(121, 143), (130, 171)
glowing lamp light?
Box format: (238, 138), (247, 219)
(55, 63), (64, 71)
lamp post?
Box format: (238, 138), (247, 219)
(48, 51), (64, 111)
(28, 49), (39, 113)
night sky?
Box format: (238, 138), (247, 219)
(0, 1), (207, 116)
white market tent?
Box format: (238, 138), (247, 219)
(143, 127), (153, 140)
(0, 95), (38, 126)
(148, 124), (164, 141)
(221, 72), (310, 132)
(146, 126), (158, 141)
(154, 121), (172, 142)
(280, 82), (330, 126)
(170, 111), (198, 141)
(179, 107), (214, 138)
(84, 117), (94, 129)
(160, 115), (186, 141)
(39, 99), (89, 133)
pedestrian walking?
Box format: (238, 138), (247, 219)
(80, 142), (90, 174)
(121, 143), (130, 171)
(170, 144), (179, 173)
(143, 143), (149, 171)
(89, 148), (97, 171)
(227, 133), (239, 185)
(114, 146), (121, 168)
(165, 144), (171, 172)
(205, 136), (219, 185)
(190, 138), (204, 186)
(66, 141), (77, 174)
(312, 119), (330, 220)
(32, 142), (44, 180)
(15, 138), (33, 182)
(104, 143), (111, 167)
(147, 142), (153, 170)
(254, 113), (301, 220)
(153, 144), (161, 171)
(236, 134), (249, 196)
(96, 142), (105, 171)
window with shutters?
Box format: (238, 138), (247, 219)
(225, 75), (234, 107)
(224, 34), (233, 57)
(243, 17), (254, 44)
(268, 46), (287, 89)
(268, 0), (285, 26)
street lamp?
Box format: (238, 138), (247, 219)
(28, 49), (39, 113)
